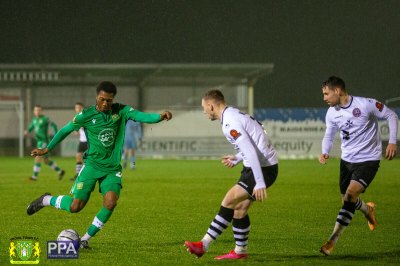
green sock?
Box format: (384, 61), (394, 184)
(50, 195), (73, 212)
(87, 207), (113, 237)
(46, 160), (61, 172)
(33, 163), (41, 177)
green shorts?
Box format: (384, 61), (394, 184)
(70, 164), (122, 201)
(37, 141), (49, 158)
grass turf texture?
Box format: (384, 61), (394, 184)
(0, 157), (399, 265)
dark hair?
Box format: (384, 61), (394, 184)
(322, 76), (346, 91)
(96, 81), (117, 96)
(34, 104), (42, 108)
(75, 102), (84, 107)
(203, 89), (225, 103)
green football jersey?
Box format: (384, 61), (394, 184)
(27, 115), (58, 144)
(47, 103), (161, 172)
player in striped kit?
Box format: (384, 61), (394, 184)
(71, 102), (88, 181)
(319, 76), (398, 256)
(185, 89), (278, 260)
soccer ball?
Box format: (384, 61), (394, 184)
(57, 229), (80, 241)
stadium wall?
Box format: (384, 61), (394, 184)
(1, 106), (399, 158)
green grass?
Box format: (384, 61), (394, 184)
(0, 157), (399, 265)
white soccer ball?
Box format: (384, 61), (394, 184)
(57, 229), (80, 241)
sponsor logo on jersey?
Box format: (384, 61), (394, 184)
(352, 108), (361, 117)
(92, 119), (96, 124)
(112, 114), (120, 121)
(345, 120), (353, 128)
(98, 128), (115, 147)
(375, 101), (383, 112)
(76, 182), (84, 190)
(230, 129), (241, 140)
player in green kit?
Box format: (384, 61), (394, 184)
(26, 81), (173, 248)
(24, 105), (65, 181)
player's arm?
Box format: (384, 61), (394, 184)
(320, 114), (338, 164)
(221, 152), (243, 168)
(125, 107), (172, 123)
(370, 100), (398, 160)
(233, 133), (267, 202)
(31, 121), (79, 157)
(50, 120), (58, 134)
(25, 121), (34, 135)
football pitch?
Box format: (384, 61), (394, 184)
(0, 157), (399, 265)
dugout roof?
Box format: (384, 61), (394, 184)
(0, 63), (273, 87)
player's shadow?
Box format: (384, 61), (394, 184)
(320, 249), (400, 261)
(259, 249), (400, 263)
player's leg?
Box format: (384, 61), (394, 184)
(321, 160), (380, 255)
(72, 142), (87, 181)
(122, 147), (128, 169)
(130, 148), (136, 169)
(30, 156), (42, 180)
(43, 156), (65, 180)
(321, 161), (351, 255)
(130, 139), (137, 169)
(27, 165), (95, 215)
(232, 200), (252, 254)
(328, 181), (363, 241)
(356, 199), (377, 231)
(184, 185), (248, 258)
(30, 141), (45, 180)
(214, 200), (252, 260)
(80, 172), (122, 247)
(353, 161), (380, 231)
(26, 190), (89, 215)
(320, 160), (355, 256)
(71, 151), (83, 181)
(215, 165), (277, 260)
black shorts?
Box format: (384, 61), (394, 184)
(237, 164), (278, 200)
(77, 142), (88, 153)
(339, 159), (380, 194)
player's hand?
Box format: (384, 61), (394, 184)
(319, 154), (329, 164)
(385, 143), (397, 160)
(252, 187), (267, 202)
(221, 155), (237, 168)
(31, 148), (48, 157)
(160, 111), (172, 121)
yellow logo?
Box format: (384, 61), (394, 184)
(9, 237), (40, 264)
(112, 114), (120, 121)
(77, 182), (84, 190)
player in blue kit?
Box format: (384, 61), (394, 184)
(122, 120), (142, 169)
